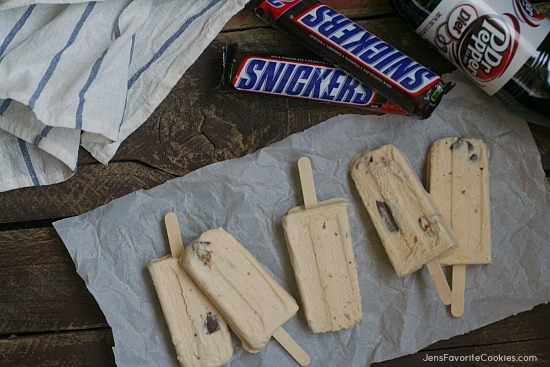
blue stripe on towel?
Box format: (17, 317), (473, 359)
(114, 18), (122, 39)
(127, 0), (221, 89)
(76, 49), (107, 129)
(0, 99), (12, 116)
(28, 2), (96, 110)
(33, 126), (52, 146)
(18, 138), (40, 186)
(118, 34), (136, 128)
(0, 5), (35, 59)
(129, 34), (136, 68)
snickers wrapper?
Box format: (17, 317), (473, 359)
(223, 44), (407, 114)
(249, 0), (453, 119)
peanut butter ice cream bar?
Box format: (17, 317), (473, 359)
(350, 144), (457, 305)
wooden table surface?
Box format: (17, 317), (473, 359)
(1, 1), (550, 366)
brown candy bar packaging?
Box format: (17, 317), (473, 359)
(248, 0), (454, 119)
(222, 44), (407, 114)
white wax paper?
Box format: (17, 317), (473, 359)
(54, 71), (550, 366)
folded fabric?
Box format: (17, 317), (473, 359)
(0, 0), (248, 192)
(0, 1), (110, 11)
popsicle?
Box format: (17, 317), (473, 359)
(282, 157), (362, 333)
(350, 144), (457, 305)
(147, 213), (233, 367)
(427, 137), (491, 317)
(181, 228), (310, 366)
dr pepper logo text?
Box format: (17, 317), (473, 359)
(432, 3), (519, 83)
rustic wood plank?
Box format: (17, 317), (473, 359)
(373, 338), (550, 367)
(224, 0), (395, 31)
(0, 162), (175, 224)
(224, 1), (550, 31)
(529, 124), (550, 172)
(0, 228), (107, 335)
(425, 304), (550, 350)
(384, 338), (549, 367)
(0, 329), (547, 367)
(0, 329), (115, 367)
(536, 2), (550, 13)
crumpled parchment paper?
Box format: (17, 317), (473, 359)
(54, 71), (550, 366)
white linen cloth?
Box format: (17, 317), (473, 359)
(0, 0), (248, 192)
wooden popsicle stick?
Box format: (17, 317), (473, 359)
(298, 157), (318, 210)
(425, 259), (452, 305)
(164, 212), (184, 258)
(451, 264), (466, 317)
(273, 327), (311, 366)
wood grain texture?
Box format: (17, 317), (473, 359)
(373, 338), (549, 367)
(0, 329), (115, 367)
(0, 162), (175, 224)
(530, 124), (550, 173)
(224, 0), (395, 30)
(425, 304), (550, 349)
(0, 228), (107, 335)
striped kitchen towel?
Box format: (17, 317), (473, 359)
(0, 0), (248, 192)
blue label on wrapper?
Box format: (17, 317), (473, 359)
(294, 4), (442, 95)
(233, 56), (377, 106)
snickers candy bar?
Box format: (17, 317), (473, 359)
(222, 44), (406, 114)
(248, 0), (453, 119)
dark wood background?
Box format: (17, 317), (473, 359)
(1, 1), (549, 366)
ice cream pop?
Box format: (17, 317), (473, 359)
(147, 213), (233, 367)
(428, 137), (491, 317)
(283, 157), (362, 333)
(350, 144), (457, 305)
(181, 228), (310, 366)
